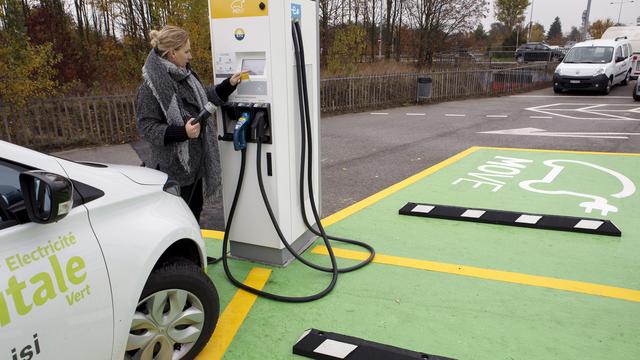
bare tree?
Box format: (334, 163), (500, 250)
(408, 0), (488, 66)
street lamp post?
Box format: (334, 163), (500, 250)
(610, 0), (635, 24)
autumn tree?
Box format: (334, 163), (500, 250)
(589, 18), (615, 39)
(0, 0), (60, 107)
(327, 24), (366, 75)
(529, 23), (544, 42)
(494, 0), (529, 32)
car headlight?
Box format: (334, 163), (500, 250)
(163, 180), (181, 196)
(595, 68), (605, 76)
(555, 67), (562, 75)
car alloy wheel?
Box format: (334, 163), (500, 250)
(127, 289), (205, 360)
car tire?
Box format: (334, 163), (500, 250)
(602, 78), (612, 95)
(621, 71), (630, 86)
(125, 259), (219, 360)
(515, 55), (523, 64)
(633, 83), (640, 101)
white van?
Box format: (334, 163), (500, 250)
(601, 26), (640, 79)
(553, 38), (633, 94)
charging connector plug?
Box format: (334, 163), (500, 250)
(233, 112), (251, 151)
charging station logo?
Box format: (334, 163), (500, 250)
(234, 28), (246, 41)
(230, 0), (245, 14)
(291, 3), (301, 21)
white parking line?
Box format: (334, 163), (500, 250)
(407, 113), (426, 116)
(511, 95), (630, 99)
(445, 114), (466, 117)
(530, 116), (553, 119)
(370, 112), (389, 115)
(486, 115), (508, 118)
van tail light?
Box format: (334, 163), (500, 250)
(634, 55), (638, 61)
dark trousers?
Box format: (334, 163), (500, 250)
(181, 178), (203, 222)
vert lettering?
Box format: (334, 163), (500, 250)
(0, 254), (88, 327)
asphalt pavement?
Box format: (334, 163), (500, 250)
(54, 83), (640, 230)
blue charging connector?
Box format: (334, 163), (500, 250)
(233, 112), (251, 151)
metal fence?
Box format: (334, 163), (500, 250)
(0, 95), (138, 151)
(321, 63), (554, 113)
(0, 63), (555, 151)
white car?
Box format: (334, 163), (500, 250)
(553, 38), (633, 94)
(0, 141), (219, 360)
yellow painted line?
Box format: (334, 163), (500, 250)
(478, 146), (640, 157)
(320, 146), (481, 227)
(201, 229), (224, 240)
(196, 267), (272, 360)
(311, 246), (640, 303)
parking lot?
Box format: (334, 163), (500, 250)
(51, 83), (640, 359)
(192, 84), (640, 359)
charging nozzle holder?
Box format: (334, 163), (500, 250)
(219, 102), (272, 145)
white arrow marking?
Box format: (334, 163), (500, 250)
(480, 127), (640, 139)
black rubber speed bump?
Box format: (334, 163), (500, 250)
(293, 328), (456, 360)
(399, 202), (621, 237)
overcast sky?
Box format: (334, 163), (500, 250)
(481, 0), (640, 34)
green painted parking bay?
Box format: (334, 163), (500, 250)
(201, 147), (640, 360)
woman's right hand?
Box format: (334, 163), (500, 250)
(185, 118), (201, 139)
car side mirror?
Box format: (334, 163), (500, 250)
(19, 171), (73, 224)
(616, 56), (625, 62)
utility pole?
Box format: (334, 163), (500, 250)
(582, 0), (592, 40)
(527, 0), (535, 41)
(610, 0), (635, 24)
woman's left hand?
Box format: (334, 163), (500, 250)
(230, 72), (243, 86)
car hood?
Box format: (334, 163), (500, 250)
(85, 163), (168, 185)
(558, 63), (604, 76)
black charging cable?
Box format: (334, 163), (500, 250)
(221, 139), (339, 302)
(216, 21), (375, 301)
(292, 21), (375, 272)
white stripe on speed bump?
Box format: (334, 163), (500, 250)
(574, 219), (604, 230)
(515, 214), (542, 224)
(461, 209), (485, 218)
(413, 204), (435, 214)
(314, 339), (358, 359)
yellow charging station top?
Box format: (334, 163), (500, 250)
(211, 0), (269, 19)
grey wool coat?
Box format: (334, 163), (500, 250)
(136, 49), (236, 202)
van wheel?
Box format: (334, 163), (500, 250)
(621, 71), (630, 86)
(602, 79), (612, 95)
(125, 260), (219, 360)
(633, 84), (640, 101)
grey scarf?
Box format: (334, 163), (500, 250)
(142, 49), (222, 203)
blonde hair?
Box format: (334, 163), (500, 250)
(149, 26), (190, 58)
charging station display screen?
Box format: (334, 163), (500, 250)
(241, 59), (266, 76)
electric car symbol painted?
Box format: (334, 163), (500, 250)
(0, 141), (219, 359)
(519, 159), (636, 216)
(231, 0), (245, 14)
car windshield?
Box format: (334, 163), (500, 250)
(563, 46), (613, 63)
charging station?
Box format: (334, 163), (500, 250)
(209, 0), (321, 266)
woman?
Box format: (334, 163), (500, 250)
(136, 25), (242, 222)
